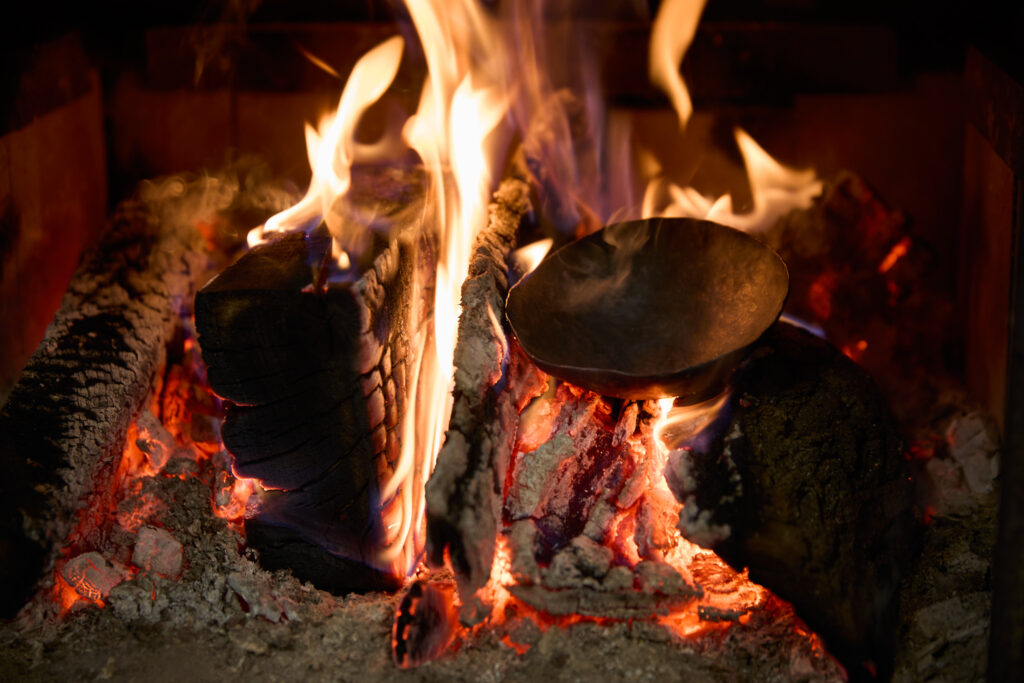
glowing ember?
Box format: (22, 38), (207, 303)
(842, 338), (869, 362)
(878, 236), (912, 274)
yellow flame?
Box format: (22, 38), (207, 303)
(376, 0), (511, 575)
(705, 129), (823, 232)
(649, 0), (708, 129)
(247, 36), (405, 259)
(642, 128), (822, 232)
(653, 393), (731, 452)
(511, 238), (553, 275)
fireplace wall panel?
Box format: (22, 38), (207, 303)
(0, 36), (108, 404)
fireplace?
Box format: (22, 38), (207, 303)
(1, 1), (1020, 681)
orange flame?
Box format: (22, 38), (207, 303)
(248, 35), (406, 267)
(376, 0), (512, 575)
(649, 0), (708, 129)
(511, 238), (553, 275)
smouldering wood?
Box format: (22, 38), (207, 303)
(665, 321), (916, 677)
(0, 192), (211, 616)
(195, 166), (432, 592)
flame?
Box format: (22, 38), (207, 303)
(705, 130), (823, 232)
(643, 0), (823, 231)
(649, 397), (772, 638)
(376, 0), (511, 575)
(653, 394), (731, 452)
(649, 0), (708, 129)
(247, 35), (406, 266)
(642, 129), (822, 232)
(511, 238), (553, 275)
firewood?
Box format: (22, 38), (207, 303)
(194, 165), (432, 592)
(0, 190), (213, 616)
(664, 321), (917, 676)
(424, 154), (545, 607)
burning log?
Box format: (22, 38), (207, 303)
(424, 156), (546, 609)
(194, 166), (432, 592)
(0, 187), (216, 616)
(664, 321), (917, 676)
(500, 388), (706, 621)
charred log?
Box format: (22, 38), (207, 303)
(195, 166), (431, 592)
(665, 321), (917, 677)
(424, 157), (544, 607)
(392, 578), (459, 669)
(0, 189), (216, 617)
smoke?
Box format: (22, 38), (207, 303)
(559, 219), (651, 311)
(136, 158), (299, 246)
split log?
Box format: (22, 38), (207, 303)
(0, 183), (220, 617)
(195, 166), (431, 592)
(664, 321), (917, 677)
(423, 155), (544, 607)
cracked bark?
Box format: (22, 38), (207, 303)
(0, 192), (213, 616)
(195, 167), (432, 592)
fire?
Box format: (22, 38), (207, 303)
(642, 129), (822, 232)
(649, 0), (708, 129)
(377, 0), (511, 575)
(644, 1), (822, 231)
(226, 0), (831, 657)
(246, 35), (406, 264)
(648, 395), (773, 638)
(510, 238), (553, 276)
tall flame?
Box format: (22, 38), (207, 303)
(378, 0), (511, 574)
(644, 0), (822, 231)
(649, 0), (708, 129)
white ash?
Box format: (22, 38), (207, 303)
(61, 553), (124, 602)
(131, 526), (183, 579)
(542, 536), (614, 590)
(945, 410), (1000, 495)
(507, 519), (542, 584)
(678, 505), (733, 549)
(504, 433), (573, 520)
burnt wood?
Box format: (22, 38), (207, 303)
(0, 192), (212, 617)
(195, 167), (432, 592)
(665, 322), (917, 678)
(424, 156), (544, 607)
